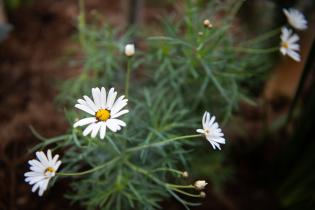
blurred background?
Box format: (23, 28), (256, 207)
(0, 0), (314, 210)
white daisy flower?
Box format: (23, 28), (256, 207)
(283, 8), (307, 30)
(74, 87), (129, 139)
(196, 111), (225, 150)
(280, 27), (301, 62)
(24, 150), (61, 196)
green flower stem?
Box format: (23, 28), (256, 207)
(125, 160), (165, 186)
(57, 157), (119, 177)
(229, 46), (279, 54)
(243, 27), (281, 45)
(125, 58), (132, 98)
(166, 183), (195, 189)
(127, 134), (202, 153)
(152, 167), (185, 176)
(172, 188), (203, 198)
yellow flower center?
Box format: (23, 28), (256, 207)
(282, 42), (289, 49)
(95, 109), (111, 121)
(44, 167), (55, 176)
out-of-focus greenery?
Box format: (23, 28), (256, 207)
(32, 0), (277, 209)
(4, 0), (32, 9)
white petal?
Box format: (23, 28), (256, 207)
(47, 150), (52, 162)
(111, 109), (129, 119)
(209, 140), (221, 150)
(106, 88), (117, 110)
(29, 160), (45, 169)
(32, 181), (41, 193)
(83, 123), (96, 136)
(287, 50), (301, 62)
(36, 151), (49, 167)
(52, 154), (60, 165)
(83, 95), (98, 112)
(73, 117), (97, 127)
(92, 88), (102, 109)
(99, 123), (107, 139)
(25, 171), (42, 177)
(54, 160), (62, 170)
(111, 97), (128, 115)
(213, 137), (226, 144)
(196, 129), (205, 134)
(75, 104), (95, 115)
(100, 87), (107, 108)
(106, 119), (125, 132)
(91, 122), (102, 138)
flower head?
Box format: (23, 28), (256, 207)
(194, 180), (208, 190)
(196, 111), (225, 150)
(24, 150), (61, 196)
(203, 19), (213, 28)
(124, 43), (135, 57)
(280, 27), (301, 62)
(74, 87), (129, 139)
(283, 8), (307, 30)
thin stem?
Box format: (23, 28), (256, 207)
(229, 46), (279, 54)
(125, 160), (165, 186)
(125, 58), (132, 98)
(166, 183), (195, 189)
(57, 157), (119, 176)
(152, 167), (184, 176)
(243, 27), (281, 45)
(127, 134), (202, 153)
(172, 188), (203, 198)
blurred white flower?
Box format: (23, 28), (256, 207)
(24, 150), (61, 196)
(283, 8), (307, 30)
(280, 27), (301, 62)
(196, 111), (225, 150)
(200, 191), (206, 198)
(194, 180), (208, 190)
(74, 87), (129, 139)
(124, 43), (135, 57)
(203, 19), (213, 28)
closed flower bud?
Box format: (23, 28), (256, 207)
(124, 44), (135, 57)
(194, 180), (208, 190)
(203, 19), (213, 28)
(200, 191), (206, 198)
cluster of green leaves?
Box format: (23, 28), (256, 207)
(34, 0), (275, 209)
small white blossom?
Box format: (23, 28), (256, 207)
(194, 180), (208, 190)
(74, 87), (129, 139)
(196, 111), (225, 150)
(280, 27), (301, 62)
(124, 43), (135, 56)
(24, 150), (61, 196)
(203, 19), (213, 28)
(200, 191), (206, 198)
(283, 8), (307, 30)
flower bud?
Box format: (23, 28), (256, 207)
(182, 171), (189, 178)
(203, 19), (213, 28)
(194, 180), (208, 190)
(200, 191), (206, 198)
(124, 44), (135, 57)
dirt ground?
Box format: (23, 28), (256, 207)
(0, 0), (311, 210)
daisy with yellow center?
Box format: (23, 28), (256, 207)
(74, 87), (129, 139)
(280, 27), (301, 62)
(196, 111), (225, 150)
(24, 150), (61, 196)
